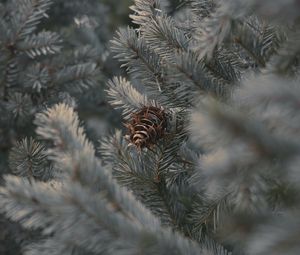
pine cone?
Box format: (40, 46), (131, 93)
(125, 106), (167, 150)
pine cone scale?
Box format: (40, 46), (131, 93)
(125, 106), (167, 150)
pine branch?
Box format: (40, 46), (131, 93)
(111, 27), (166, 92)
(9, 137), (54, 181)
(99, 129), (188, 227)
(224, 0), (300, 23)
(53, 62), (100, 93)
(111, 27), (178, 106)
(128, 7), (236, 100)
(188, 193), (231, 241)
(233, 74), (300, 144)
(206, 48), (242, 83)
(192, 5), (233, 59)
(3, 58), (19, 91)
(100, 131), (175, 224)
(23, 63), (50, 93)
(2, 103), (213, 255)
(8, 0), (53, 42)
(111, 26), (233, 108)
(167, 51), (231, 100)
(129, 1), (190, 67)
(187, 0), (216, 19)
(142, 15), (189, 62)
(34, 103), (163, 229)
(266, 28), (300, 75)
(0, 175), (148, 254)
(189, 83), (300, 218)
(1, 174), (208, 255)
(16, 31), (62, 58)
(106, 76), (149, 118)
(129, 0), (161, 27)
(24, 237), (95, 255)
(5, 92), (33, 123)
(231, 17), (282, 67)
(190, 98), (299, 158)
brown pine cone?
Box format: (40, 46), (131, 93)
(124, 106), (167, 150)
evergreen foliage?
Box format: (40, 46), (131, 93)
(0, 0), (130, 254)
(1, 0), (300, 255)
(0, 0), (102, 158)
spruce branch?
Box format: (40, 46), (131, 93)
(106, 76), (149, 118)
(130, 0), (238, 87)
(207, 48), (242, 83)
(129, 0), (162, 27)
(187, 0), (216, 19)
(111, 27), (177, 105)
(16, 31), (62, 58)
(24, 237), (94, 255)
(23, 64), (50, 93)
(12, 103), (214, 255)
(8, 0), (53, 42)
(188, 193), (231, 241)
(189, 87), (300, 216)
(190, 98), (299, 158)
(9, 137), (54, 181)
(168, 51), (231, 100)
(142, 15), (189, 62)
(233, 74), (300, 143)
(111, 27), (166, 90)
(5, 92), (33, 123)
(3, 58), (20, 90)
(192, 6), (233, 59)
(266, 28), (300, 75)
(99, 129), (189, 227)
(224, 0), (300, 23)
(34, 103), (162, 229)
(0, 175), (151, 254)
(0, 174), (209, 255)
(100, 131), (176, 224)
(54, 62), (100, 93)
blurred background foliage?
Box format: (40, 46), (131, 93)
(0, 0), (132, 254)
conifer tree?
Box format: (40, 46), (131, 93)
(1, 0), (300, 255)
